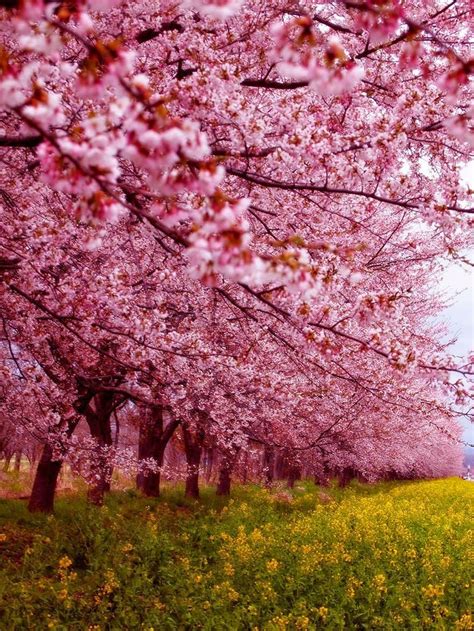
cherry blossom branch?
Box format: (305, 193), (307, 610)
(0, 135), (42, 148)
(227, 167), (474, 214)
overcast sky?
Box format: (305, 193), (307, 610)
(442, 263), (473, 445)
(442, 161), (474, 446)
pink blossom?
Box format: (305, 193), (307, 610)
(182, 0), (243, 19)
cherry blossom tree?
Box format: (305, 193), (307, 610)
(0, 0), (472, 511)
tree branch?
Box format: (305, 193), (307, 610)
(0, 135), (42, 148)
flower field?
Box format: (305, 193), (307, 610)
(0, 478), (472, 630)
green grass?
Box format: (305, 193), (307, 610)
(0, 479), (472, 630)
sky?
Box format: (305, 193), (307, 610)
(442, 161), (474, 447)
(442, 265), (473, 359)
(442, 263), (474, 445)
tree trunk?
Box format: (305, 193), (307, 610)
(136, 406), (180, 497)
(137, 406), (164, 497)
(337, 467), (354, 488)
(274, 452), (286, 480)
(27, 452), (36, 473)
(204, 448), (214, 483)
(87, 471), (111, 505)
(182, 425), (203, 499)
(28, 443), (62, 513)
(28, 416), (79, 514)
(242, 451), (249, 484)
(14, 451), (21, 472)
(315, 472), (330, 487)
(263, 446), (275, 486)
(216, 463), (232, 496)
(287, 465), (301, 489)
(113, 409), (120, 448)
(85, 393), (114, 506)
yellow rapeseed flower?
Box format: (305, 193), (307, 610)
(317, 606), (329, 621)
(296, 615), (310, 629)
(421, 583), (444, 599)
(58, 556), (72, 569)
(266, 558), (279, 573)
(455, 613), (473, 630)
(372, 574), (387, 594)
(270, 615), (288, 629)
(57, 588), (68, 601)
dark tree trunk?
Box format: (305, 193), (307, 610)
(274, 452), (286, 480)
(85, 393), (114, 506)
(14, 451), (21, 472)
(315, 473), (330, 487)
(28, 444), (62, 513)
(242, 451), (249, 484)
(28, 416), (79, 514)
(3, 456), (11, 472)
(315, 463), (330, 487)
(136, 406), (180, 497)
(139, 466), (163, 496)
(287, 465), (301, 489)
(136, 407), (163, 497)
(137, 406), (163, 497)
(182, 425), (204, 499)
(216, 464), (232, 496)
(263, 446), (275, 486)
(87, 471), (111, 505)
(204, 448), (214, 483)
(26, 452), (35, 472)
(113, 409), (120, 448)
(337, 467), (354, 488)
(136, 449), (164, 497)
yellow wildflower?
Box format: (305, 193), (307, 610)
(227, 585), (239, 601)
(270, 615), (288, 629)
(317, 606), (329, 621)
(266, 558), (279, 573)
(372, 574), (387, 594)
(421, 583), (444, 599)
(57, 588), (68, 601)
(455, 613), (473, 630)
(250, 528), (265, 543)
(58, 556), (72, 569)
(296, 616), (310, 629)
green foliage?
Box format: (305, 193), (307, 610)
(0, 479), (472, 630)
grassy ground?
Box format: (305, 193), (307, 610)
(0, 464), (131, 500)
(0, 478), (472, 630)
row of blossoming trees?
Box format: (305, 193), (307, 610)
(0, 0), (472, 512)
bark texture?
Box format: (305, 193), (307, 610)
(28, 443), (62, 513)
(136, 405), (180, 497)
